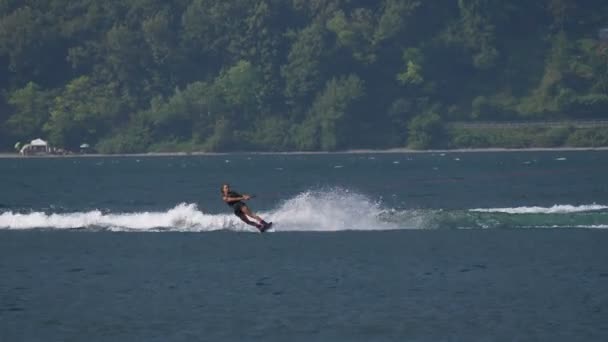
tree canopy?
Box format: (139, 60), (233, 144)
(1, 0), (607, 152)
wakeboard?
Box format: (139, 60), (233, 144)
(259, 222), (273, 233)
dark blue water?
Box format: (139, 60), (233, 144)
(1, 151), (608, 341)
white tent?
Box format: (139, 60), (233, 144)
(30, 138), (48, 147)
(20, 138), (51, 155)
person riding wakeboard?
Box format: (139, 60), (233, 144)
(221, 183), (272, 232)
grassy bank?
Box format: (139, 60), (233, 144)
(6, 124), (608, 155)
(448, 125), (608, 149)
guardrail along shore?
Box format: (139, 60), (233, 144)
(449, 120), (608, 129)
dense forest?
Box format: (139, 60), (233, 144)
(1, 0), (608, 153)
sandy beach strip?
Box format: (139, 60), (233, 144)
(1, 146), (608, 158)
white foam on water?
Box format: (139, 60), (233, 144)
(3, 194), (607, 232)
(264, 189), (398, 231)
(0, 203), (247, 232)
(519, 225), (608, 229)
(0, 189), (398, 232)
(582, 225), (608, 229)
(470, 204), (608, 214)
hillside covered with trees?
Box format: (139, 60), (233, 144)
(1, 0), (608, 153)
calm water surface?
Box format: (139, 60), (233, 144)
(1, 151), (608, 341)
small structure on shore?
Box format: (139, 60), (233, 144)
(80, 143), (91, 154)
(20, 138), (50, 155)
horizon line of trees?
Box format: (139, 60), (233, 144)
(1, 0), (608, 153)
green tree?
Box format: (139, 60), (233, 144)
(142, 11), (173, 65)
(326, 8), (376, 64)
(249, 116), (292, 151)
(215, 60), (264, 117)
(0, 6), (44, 73)
(397, 48), (425, 85)
(144, 81), (212, 143)
(45, 76), (124, 148)
(407, 112), (445, 149)
(1, 0), (608, 152)
(374, 0), (421, 44)
(95, 118), (153, 154)
(303, 74), (365, 150)
(443, 0), (498, 70)
(281, 22), (326, 106)
(6, 82), (52, 139)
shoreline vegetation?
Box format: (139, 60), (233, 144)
(1, 2), (608, 154)
(3, 146), (608, 159)
(7, 121), (608, 156)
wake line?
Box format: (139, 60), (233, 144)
(0, 190), (399, 232)
(1, 190), (608, 231)
(0, 204), (240, 232)
(469, 204), (608, 214)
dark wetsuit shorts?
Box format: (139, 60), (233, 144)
(231, 201), (246, 215)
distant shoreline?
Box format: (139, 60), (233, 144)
(1, 146), (608, 158)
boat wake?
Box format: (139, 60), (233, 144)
(1, 190), (607, 232)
